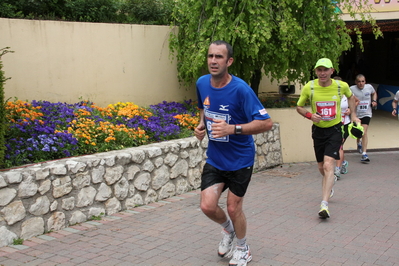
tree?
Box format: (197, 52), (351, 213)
(169, 0), (382, 95)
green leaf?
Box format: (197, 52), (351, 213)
(169, 0), (382, 92)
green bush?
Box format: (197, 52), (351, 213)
(64, 0), (124, 23)
(1, 0), (67, 20)
(0, 0), (174, 25)
(121, 0), (174, 25)
(0, 2), (18, 18)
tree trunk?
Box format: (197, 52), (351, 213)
(250, 69), (262, 96)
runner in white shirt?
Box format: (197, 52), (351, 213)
(350, 74), (377, 163)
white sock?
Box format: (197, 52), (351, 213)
(221, 219), (234, 234)
(237, 237), (247, 248)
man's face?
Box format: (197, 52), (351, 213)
(207, 44), (233, 77)
(355, 77), (366, 89)
(315, 67), (334, 83)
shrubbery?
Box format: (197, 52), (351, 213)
(0, 0), (174, 25)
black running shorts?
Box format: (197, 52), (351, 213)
(312, 123), (342, 162)
(360, 116), (371, 125)
(201, 163), (253, 198)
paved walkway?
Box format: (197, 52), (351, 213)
(0, 151), (399, 266)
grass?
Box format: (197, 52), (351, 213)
(12, 238), (23, 245)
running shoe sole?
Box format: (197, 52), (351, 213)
(318, 209), (330, 219)
(361, 156), (370, 163)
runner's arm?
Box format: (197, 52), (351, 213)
(296, 106), (321, 123)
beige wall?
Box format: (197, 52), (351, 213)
(0, 18), (284, 107)
(268, 108), (314, 163)
(0, 18), (298, 106)
(0, 18), (197, 107)
(259, 78), (302, 95)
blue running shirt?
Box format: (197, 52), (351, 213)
(196, 74), (270, 171)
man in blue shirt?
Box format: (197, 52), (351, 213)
(194, 40), (273, 266)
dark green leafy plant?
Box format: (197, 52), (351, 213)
(1, 0), (68, 20)
(0, 0), (173, 25)
(169, 0), (382, 95)
(121, 0), (174, 25)
(64, 0), (123, 23)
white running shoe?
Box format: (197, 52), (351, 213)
(229, 245), (252, 266)
(218, 230), (235, 258)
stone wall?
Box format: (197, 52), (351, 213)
(0, 124), (282, 247)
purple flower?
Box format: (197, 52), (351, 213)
(5, 100), (196, 168)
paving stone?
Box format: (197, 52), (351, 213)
(1, 151), (399, 266)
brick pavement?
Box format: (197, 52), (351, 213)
(0, 151), (398, 266)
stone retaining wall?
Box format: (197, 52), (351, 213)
(0, 124), (282, 247)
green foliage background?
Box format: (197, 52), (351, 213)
(169, 0), (382, 92)
(0, 0), (382, 92)
(0, 0), (174, 25)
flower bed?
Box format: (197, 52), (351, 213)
(4, 100), (199, 169)
(3, 97), (300, 169)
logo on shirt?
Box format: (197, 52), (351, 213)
(203, 96), (210, 108)
(219, 105), (229, 111)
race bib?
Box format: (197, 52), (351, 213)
(315, 101), (337, 121)
(204, 109), (230, 142)
(358, 100), (369, 113)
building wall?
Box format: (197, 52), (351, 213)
(0, 19), (195, 107)
(0, 18), (288, 107)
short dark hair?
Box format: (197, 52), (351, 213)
(211, 40), (233, 59)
